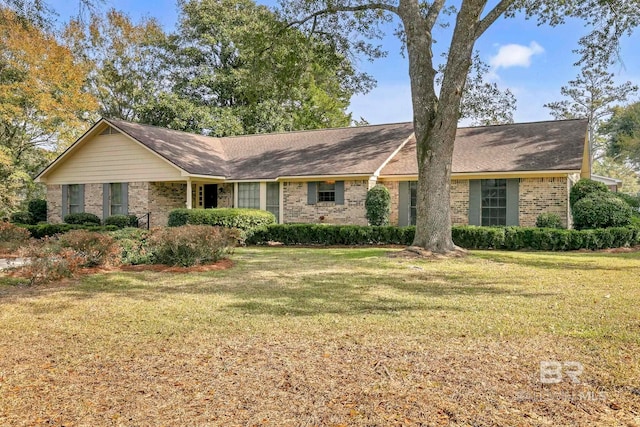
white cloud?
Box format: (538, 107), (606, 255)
(490, 42), (545, 70)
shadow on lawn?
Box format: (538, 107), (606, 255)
(473, 251), (640, 271)
(48, 261), (555, 317)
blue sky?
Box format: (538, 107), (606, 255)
(52, 0), (639, 125)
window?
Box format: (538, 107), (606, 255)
(266, 182), (280, 223)
(68, 184), (83, 214)
(318, 182), (336, 202)
(481, 179), (507, 226)
(238, 182), (260, 209)
(110, 183), (124, 215)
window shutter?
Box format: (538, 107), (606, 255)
(468, 180), (481, 226)
(335, 181), (344, 205)
(79, 184), (85, 213)
(122, 183), (129, 215)
(307, 182), (317, 205)
(103, 183), (110, 220)
(61, 185), (68, 219)
(398, 181), (409, 226)
(506, 179), (520, 226)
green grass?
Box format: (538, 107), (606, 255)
(1, 248), (639, 426)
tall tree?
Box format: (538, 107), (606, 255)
(159, 0), (372, 135)
(278, 0), (638, 253)
(603, 102), (640, 171)
(545, 65), (638, 161)
(0, 7), (96, 214)
(64, 9), (167, 122)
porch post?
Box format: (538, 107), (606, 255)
(186, 178), (193, 209)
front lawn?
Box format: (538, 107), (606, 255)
(0, 248), (639, 425)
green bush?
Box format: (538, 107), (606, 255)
(147, 225), (239, 266)
(64, 212), (101, 225)
(20, 223), (118, 239)
(167, 208), (275, 239)
(535, 213), (563, 229)
(572, 193), (632, 230)
(109, 228), (151, 265)
(570, 179), (608, 208)
(28, 199), (47, 223)
(245, 223), (640, 251)
(10, 211), (35, 225)
(104, 214), (139, 229)
(614, 192), (640, 211)
(365, 185), (391, 226)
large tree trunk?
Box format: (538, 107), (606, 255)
(400, 0), (486, 253)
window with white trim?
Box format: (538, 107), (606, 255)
(238, 182), (260, 209)
(110, 183), (125, 215)
(318, 182), (336, 202)
(68, 184), (83, 214)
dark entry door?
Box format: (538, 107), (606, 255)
(204, 184), (218, 208)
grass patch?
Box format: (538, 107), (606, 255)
(0, 248), (639, 425)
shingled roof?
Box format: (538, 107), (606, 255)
(73, 117), (587, 180)
(380, 119), (588, 176)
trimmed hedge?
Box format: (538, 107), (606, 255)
(570, 179), (608, 208)
(10, 211), (35, 225)
(28, 199), (47, 223)
(247, 224), (415, 246)
(19, 223), (118, 239)
(104, 214), (139, 228)
(365, 185), (391, 226)
(535, 213), (563, 229)
(168, 208), (276, 230)
(64, 212), (101, 225)
(246, 223), (640, 251)
(572, 193), (632, 229)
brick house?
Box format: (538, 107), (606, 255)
(35, 118), (590, 228)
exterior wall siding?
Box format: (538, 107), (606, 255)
(283, 180), (369, 225)
(518, 177), (569, 227)
(84, 183), (103, 219)
(128, 182), (150, 220)
(450, 180), (470, 225)
(381, 181), (400, 226)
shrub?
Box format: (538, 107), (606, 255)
(20, 223), (118, 239)
(614, 192), (640, 211)
(569, 179), (608, 208)
(0, 222), (32, 252)
(104, 214), (139, 229)
(64, 212), (101, 225)
(167, 208), (275, 241)
(572, 193), (632, 230)
(246, 224), (416, 246)
(10, 211), (35, 225)
(18, 238), (82, 286)
(109, 228), (151, 265)
(147, 225), (239, 267)
(57, 230), (121, 267)
(28, 199), (47, 223)
(535, 212), (563, 229)
(365, 185), (391, 226)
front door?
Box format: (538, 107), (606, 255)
(204, 184), (218, 209)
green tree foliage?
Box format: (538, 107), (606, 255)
(158, 0), (371, 135)
(593, 156), (640, 195)
(545, 63), (637, 160)
(603, 102), (640, 170)
(365, 185), (391, 226)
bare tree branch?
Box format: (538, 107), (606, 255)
(285, 2), (399, 29)
(474, 0), (514, 39)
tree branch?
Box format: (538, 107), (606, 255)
(474, 0), (514, 39)
(285, 2), (399, 29)
(425, 0), (446, 31)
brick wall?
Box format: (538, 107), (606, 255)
(380, 181), (399, 226)
(46, 185), (62, 223)
(128, 182), (149, 220)
(283, 180), (369, 225)
(519, 177), (569, 227)
(149, 182), (187, 228)
(450, 180), (469, 225)
(217, 183), (234, 208)
(84, 183), (103, 219)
